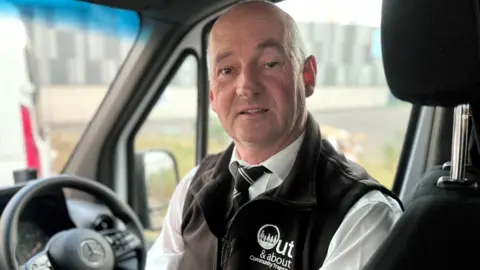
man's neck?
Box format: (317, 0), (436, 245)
(235, 126), (305, 165)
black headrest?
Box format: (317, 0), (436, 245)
(382, 0), (480, 107)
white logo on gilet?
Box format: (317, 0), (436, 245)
(249, 224), (295, 269)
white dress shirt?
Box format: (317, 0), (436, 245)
(146, 133), (403, 270)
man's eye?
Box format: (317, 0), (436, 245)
(220, 67), (233, 75)
(265, 62), (279, 68)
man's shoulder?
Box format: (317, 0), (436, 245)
(200, 151), (225, 166)
(350, 189), (404, 215)
(178, 157), (216, 190)
(193, 151), (225, 177)
(320, 139), (384, 187)
(318, 140), (403, 210)
(171, 165), (200, 202)
(338, 169), (405, 213)
(181, 165), (201, 186)
(180, 151), (228, 192)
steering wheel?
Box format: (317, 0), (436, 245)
(0, 175), (147, 270)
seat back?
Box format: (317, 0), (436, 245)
(363, 164), (480, 269)
(363, 0), (480, 268)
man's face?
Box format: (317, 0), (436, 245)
(209, 6), (315, 148)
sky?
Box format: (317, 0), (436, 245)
(0, 0), (27, 52)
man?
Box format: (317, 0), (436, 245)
(146, 1), (403, 269)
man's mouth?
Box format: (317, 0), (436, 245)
(240, 109), (269, 115)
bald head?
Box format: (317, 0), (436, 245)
(207, 1), (316, 164)
(208, 0), (307, 78)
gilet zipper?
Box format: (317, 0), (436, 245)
(218, 195), (313, 269)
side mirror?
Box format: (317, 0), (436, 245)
(133, 149), (180, 232)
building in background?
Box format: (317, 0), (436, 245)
(18, 2), (385, 87)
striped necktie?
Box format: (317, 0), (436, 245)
(231, 161), (271, 213)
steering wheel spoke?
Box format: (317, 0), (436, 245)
(20, 249), (53, 270)
(102, 228), (142, 260)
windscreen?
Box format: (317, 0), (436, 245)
(0, 0), (140, 186)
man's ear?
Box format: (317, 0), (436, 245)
(209, 90), (216, 112)
(303, 55), (317, 97)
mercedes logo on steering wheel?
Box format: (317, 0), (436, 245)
(79, 239), (106, 266)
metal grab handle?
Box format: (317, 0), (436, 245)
(437, 104), (478, 188)
(450, 104), (470, 181)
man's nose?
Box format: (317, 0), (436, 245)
(236, 66), (261, 98)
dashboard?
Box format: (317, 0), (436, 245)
(16, 221), (50, 265)
(0, 183), (120, 265)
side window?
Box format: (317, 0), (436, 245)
(207, 1), (411, 189)
(133, 55), (198, 244)
(0, 3), (139, 186)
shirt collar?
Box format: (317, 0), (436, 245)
(228, 131), (305, 181)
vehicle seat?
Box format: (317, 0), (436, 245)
(363, 161), (480, 269)
(362, 0), (480, 268)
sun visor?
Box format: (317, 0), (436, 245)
(381, 0), (480, 107)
